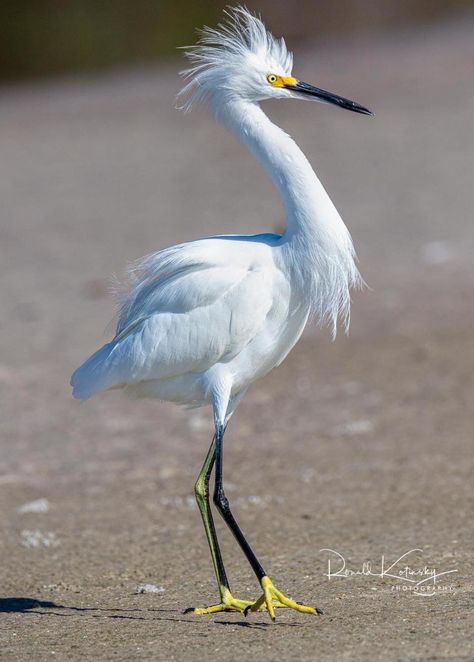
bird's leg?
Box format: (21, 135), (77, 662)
(186, 435), (255, 615)
(213, 424), (321, 621)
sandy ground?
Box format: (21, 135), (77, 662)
(1, 16), (474, 662)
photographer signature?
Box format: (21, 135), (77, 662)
(320, 548), (457, 596)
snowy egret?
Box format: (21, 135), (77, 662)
(71, 6), (372, 620)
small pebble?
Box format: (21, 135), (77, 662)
(135, 584), (165, 594)
(18, 498), (50, 514)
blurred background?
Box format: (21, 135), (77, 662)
(1, 2), (474, 659)
(1, 0), (473, 80)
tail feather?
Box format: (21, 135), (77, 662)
(70, 341), (120, 400)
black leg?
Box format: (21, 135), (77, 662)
(189, 434), (263, 615)
(213, 424), (267, 581)
(193, 425), (320, 620)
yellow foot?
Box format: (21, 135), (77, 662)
(244, 576), (322, 622)
(184, 586), (295, 615)
(184, 588), (254, 615)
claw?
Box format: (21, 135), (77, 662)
(296, 601), (323, 615)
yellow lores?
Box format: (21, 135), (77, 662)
(267, 74), (298, 88)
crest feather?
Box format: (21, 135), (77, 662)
(177, 6), (293, 112)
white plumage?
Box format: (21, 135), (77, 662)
(71, 5), (369, 435)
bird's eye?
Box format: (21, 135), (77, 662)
(267, 74), (278, 85)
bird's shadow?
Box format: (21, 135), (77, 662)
(0, 597), (181, 623)
(0, 597), (63, 613)
(1, 597), (302, 628)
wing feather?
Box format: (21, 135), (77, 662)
(71, 237), (276, 399)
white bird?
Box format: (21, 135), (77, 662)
(71, 6), (372, 620)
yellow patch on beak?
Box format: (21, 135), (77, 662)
(267, 74), (298, 88)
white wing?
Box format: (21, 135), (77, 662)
(71, 235), (280, 399)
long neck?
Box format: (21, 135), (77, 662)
(217, 98), (361, 333)
(219, 100), (349, 245)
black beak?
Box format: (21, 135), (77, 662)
(285, 80), (373, 116)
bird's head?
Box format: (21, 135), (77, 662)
(178, 6), (372, 116)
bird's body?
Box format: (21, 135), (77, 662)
(71, 6), (372, 620)
(71, 101), (361, 415)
